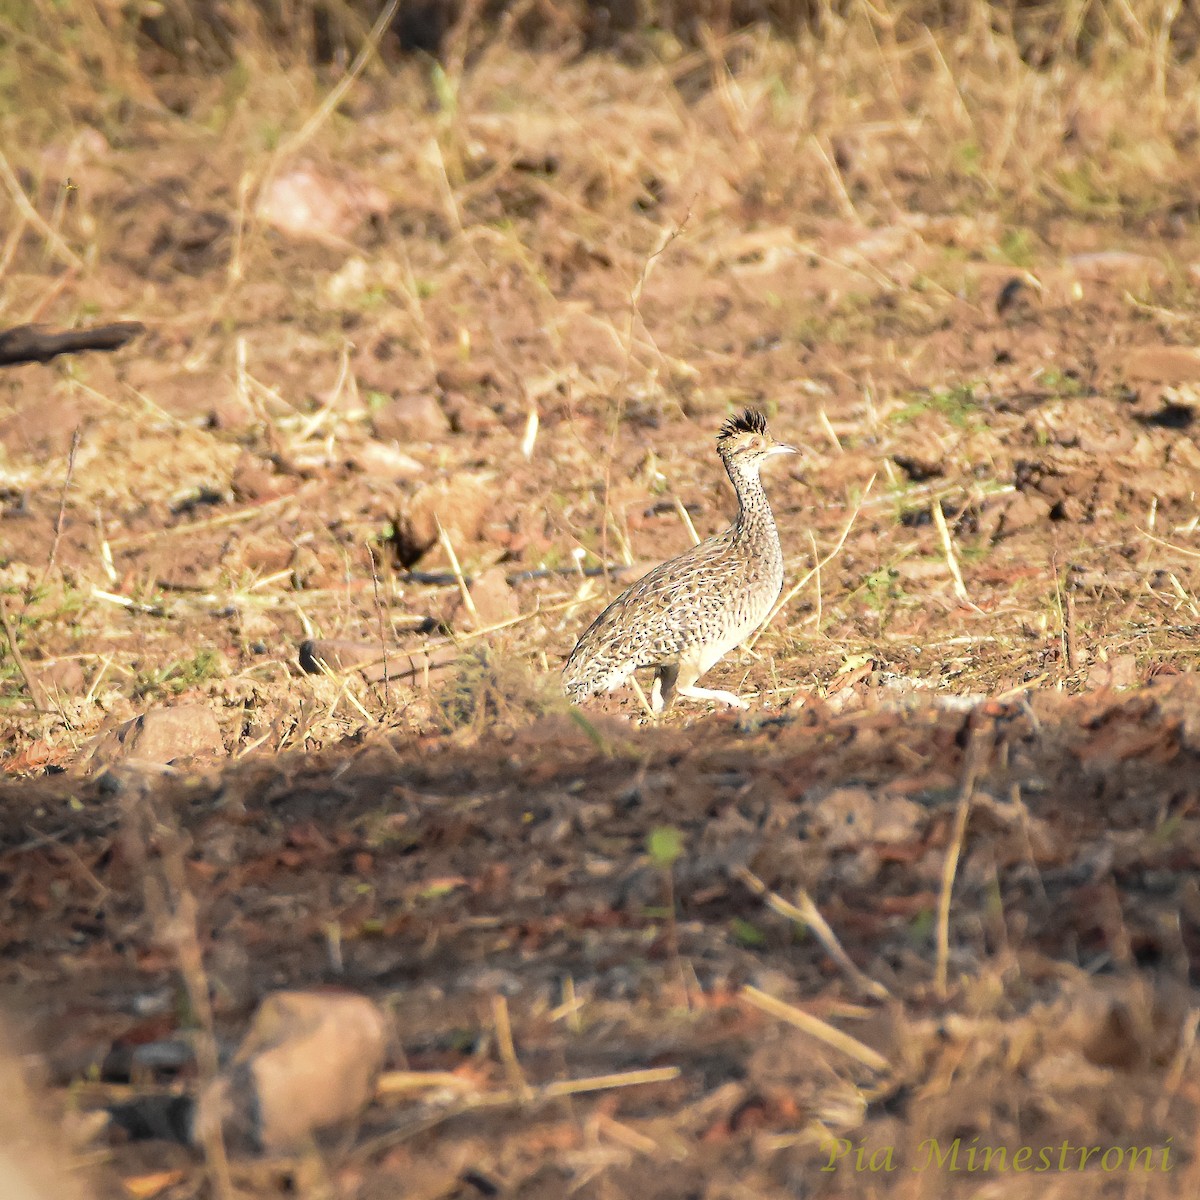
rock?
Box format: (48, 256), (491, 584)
(193, 990), (388, 1153)
(464, 567), (518, 629)
(230, 452), (288, 501)
(348, 440), (424, 480)
(87, 704), (225, 768)
(988, 491), (1052, 539)
(1027, 1049), (1114, 1093)
(440, 391), (500, 434)
(810, 786), (875, 850)
(1121, 345), (1200, 384)
(1086, 654), (1139, 691)
(1064, 251), (1168, 288)
(34, 658), (85, 697)
(256, 163), (388, 248)
(393, 472), (495, 568)
(870, 795), (925, 844)
(809, 787), (923, 849)
(372, 394), (451, 443)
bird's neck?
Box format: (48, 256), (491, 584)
(724, 457), (777, 544)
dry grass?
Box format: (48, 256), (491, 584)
(2, 1), (1200, 745)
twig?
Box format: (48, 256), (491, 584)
(808, 529), (822, 629)
(405, 561), (638, 587)
(1154, 1008), (1200, 1126)
(1064, 591), (1079, 673)
(107, 493), (295, 549)
(366, 541), (391, 709)
(0, 594), (47, 711)
(121, 786), (234, 1200)
(309, 652), (374, 725)
(674, 496), (701, 547)
(733, 866), (890, 1000)
(740, 986), (890, 1072)
(272, 0), (400, 167)
(492, 995), (532, 1101)
(0, 149), (83, 270)
(374, 1064), (680, 1105)
(521, 404), (539, 459)
(435, 516), (478, 623)
(40, 425), (80, 588)
(816, 407), (842, 453)
(935, 726), (988, 998)
(628, 674), (657, 719)
(598, 207), (691, 576)
(0, 321), (143, 367)
(1050, 545), (1074, 678)
(537, 1067), (681, 1101)
(1139, 528), (1200, 559)
(809, 133), (859, 223)
(931, 497), (971, 606)
(375, 1071), (480, 1097)
(294, 341), (351, 442)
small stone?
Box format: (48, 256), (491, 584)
(348, 440), (424, 480)
(1122, 345), (1200, 384)
(871, 795), (924, 844)
(440, 391), (500, 434)
(1065, 251), (1168, 287)
(371, 393), (451, 443)
(393, 472), (495, 567)
(464, 567), (518, 629)
(231, 452), (287, 501)
(990, 491), (1052, 539)
(257, 163), (388, 247)
(193, 990), (388, 1153)
(810, 786), (875, 850)
(1086, 654), (1139, 691)
(35, 658), (85, 697)
(88, 704), (225, 768)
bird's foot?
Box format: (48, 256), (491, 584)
(677, 685), (749, 709)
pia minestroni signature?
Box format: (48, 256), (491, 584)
(822, 1137), (1174, 1174)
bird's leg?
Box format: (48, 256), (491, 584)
(651, 663), (678, 714)
(673, 660), (749, 709)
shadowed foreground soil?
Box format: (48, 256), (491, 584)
(3, 679), (1200, 1197)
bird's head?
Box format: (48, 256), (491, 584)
(716, 408), (796, 471)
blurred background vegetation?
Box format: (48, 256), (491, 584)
(6, 1), (1200, 94)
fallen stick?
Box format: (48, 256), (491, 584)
(0, 321), (145, 367)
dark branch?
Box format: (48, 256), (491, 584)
(0, 321), (145, 367)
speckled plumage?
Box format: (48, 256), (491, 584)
(563, 409), (795, 712)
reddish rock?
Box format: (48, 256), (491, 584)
(193, 990), (388, 1153)
(1122, 345), (1200, 384)
(371, 393), (451, 443)
(465, 566), (519, 629)
(393, 472), (495, 567)
(88, 704), (225, 768)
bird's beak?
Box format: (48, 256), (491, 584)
(768, 443), (797, 456)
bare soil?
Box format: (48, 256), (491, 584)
(4, 19), (1200, 1198)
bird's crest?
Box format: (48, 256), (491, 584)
(717, 408), (769, 443)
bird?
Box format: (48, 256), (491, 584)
(562, 408), (795, 712)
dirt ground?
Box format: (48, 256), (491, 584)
(5, 7), (1200, 1197)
